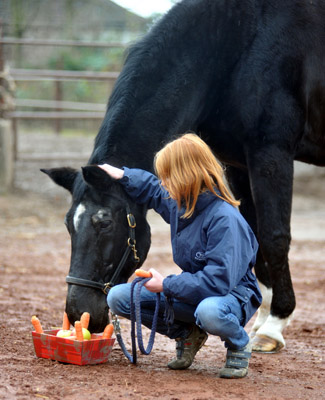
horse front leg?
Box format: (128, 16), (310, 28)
(247, 147), (295, 353)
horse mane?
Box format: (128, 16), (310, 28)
(88, 0), (214, 167)
(107, 0), (212, 107)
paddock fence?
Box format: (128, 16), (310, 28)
(0, 37), (126, 164)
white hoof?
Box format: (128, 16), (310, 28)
(251, 334), (284, 353)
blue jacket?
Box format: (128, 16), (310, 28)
(120, 167), (262, 326)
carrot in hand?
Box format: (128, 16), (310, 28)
(31, 316), (43, 333)
(135, 269), (152, 278)
(80, 312), (90, 330)
(102, 323), (114, 339)
(62, 311), (70, 330)
(74, 321), (84, 341)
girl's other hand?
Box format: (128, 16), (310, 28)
(144, 268), (164, 293)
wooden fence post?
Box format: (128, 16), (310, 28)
(55, 80), (62, 135)
(55, 55), (63, 135)
(0, 119), (14, 193)
(0, 22), (14, 192)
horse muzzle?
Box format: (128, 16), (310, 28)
(65, 284), (109, 332)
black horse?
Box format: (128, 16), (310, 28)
(42, 0), (325, 351)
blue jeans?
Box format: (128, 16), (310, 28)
(107, 283), (249, 349)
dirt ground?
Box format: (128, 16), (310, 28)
(0, 132), (324, 400)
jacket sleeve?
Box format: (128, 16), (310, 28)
(163, 212), (257, 305)
(119, 167), (173, 224)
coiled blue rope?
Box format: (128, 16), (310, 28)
(114, 276), (160, 364)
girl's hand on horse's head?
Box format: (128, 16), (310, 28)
(98, 164), (124, 180)
(144, 268), (164, 293)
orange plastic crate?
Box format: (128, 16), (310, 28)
(32, 329), (115, 365)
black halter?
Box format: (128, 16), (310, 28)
(66, 203), (140, 294)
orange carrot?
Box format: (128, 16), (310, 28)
(135, 269), (152, 278)
(80, 312), (90, 330)
(74, 321), (84, 341)
(31, 316), (43, 333)
(102, 323), (114, 339)
(62, 311), (70, 330)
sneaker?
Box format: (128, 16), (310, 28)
(219, 341), (252, 379)
(167, 324), (208, 370)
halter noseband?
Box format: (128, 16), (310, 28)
(66, 203), (140, 295)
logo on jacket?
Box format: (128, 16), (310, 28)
(194, 251), (206, 261)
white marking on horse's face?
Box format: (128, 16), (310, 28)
(73, 203), (86, 231)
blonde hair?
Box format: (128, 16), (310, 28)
(154, 133), (240, 218)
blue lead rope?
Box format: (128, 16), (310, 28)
(113, 277), (161, 364)
(134, 278), (160, 355)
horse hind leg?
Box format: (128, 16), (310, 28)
(224, 166), (285, 352)
(250, 281), (271, 338)
(249, 253), (272, 337)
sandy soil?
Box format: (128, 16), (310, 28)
(0, 132), (324, 399)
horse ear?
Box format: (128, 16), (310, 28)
(81, 165), (114, 190)
(41, 167), (78, 194)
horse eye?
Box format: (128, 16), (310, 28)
(92, 215), (113, 230)
(100, 220), (112, 229)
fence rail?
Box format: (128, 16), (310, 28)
(10, 68), (120, 81)
(8, 111), (104, 119)
(0, 38), (127, 48)
(0, 36), (124, 167)
(15, 98), (106, 111)
(18, 152), (91, 162)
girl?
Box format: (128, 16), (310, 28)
(99, 133), (261, 378)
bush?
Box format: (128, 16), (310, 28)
(47, 47), (125, 72)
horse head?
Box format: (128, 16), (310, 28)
(41, 165), (151, 332)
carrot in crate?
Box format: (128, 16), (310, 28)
(31, 316), (43, 333)
(80, 312), (90, 330)
(102, 323), (114, 339)
(62, 311), (70, 330)
(74, 321), (84, 341)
